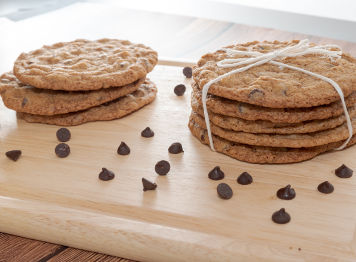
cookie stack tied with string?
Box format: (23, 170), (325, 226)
(0, 38), (158, 126)
(189, 40), (356, 164)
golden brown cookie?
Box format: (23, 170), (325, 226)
(188, 116), (356, 164)
(0, 72), (144, 115)
(13, 38), (158, 91)
(193, 40), (356, 108)
(193, 102), (356, 134)
(190, 112), (356, 148)
(18, 79), (157, 126)
(191, 84), (356, 123)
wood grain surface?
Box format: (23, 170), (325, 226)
(1, 65), (356, 262)
(1, 4), (356, 262)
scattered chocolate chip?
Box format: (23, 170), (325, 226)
(276, 185), (296, 200)
(141, 127), (154, 138)
(248, 89), (264, 99)
(335, 164), (353, 178)
(182, 66), (192, 78)
(55, 143), (70, 158)
(21, 98), (28, 107)
(155, 160), (170, 175)
(272, 208), (291, 224)
(208, 166), (224, 180)
(142, 178), (157, 191)
(318, 181), (334, 194)
(56, 127), (71, 142)
(168, 142), (184, 154)
(200, 134), (205, 141)
(174, 84), (186, 96)
(217, 183), (233, 199)
(98, 168), (115, 181)
(298, 248), (301, 251)
(5, 150), (22, 161)
(237, 172), (253, 185)
(117, 142), (130, 155)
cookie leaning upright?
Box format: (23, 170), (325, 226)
(13, 38), (158, 91)
(189, 40), (356, 163)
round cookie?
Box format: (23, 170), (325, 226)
(193, 40), (356, 108)
(188, 117), (356, 164)
(191, 84), (356, 124)
(190, 112), (356, 148)
(13, 38), (158, 91)
(0, 72), (144, 115)
(193, 102), (356, 134)
(18, 79), (157, 126)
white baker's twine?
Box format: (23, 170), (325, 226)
(202, 39), (353, 151)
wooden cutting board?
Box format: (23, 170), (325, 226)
(1, 65), (356, 262)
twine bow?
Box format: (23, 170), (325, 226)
(202, 39), (352, 151)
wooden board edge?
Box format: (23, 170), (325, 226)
(0, 196), (284, 262)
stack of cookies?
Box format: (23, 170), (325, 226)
(189, 40), (356, 163)
(0, 39), (158, 126)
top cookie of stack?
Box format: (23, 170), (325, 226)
(0, 38), (158, 126)
(189, 40), (356, 164)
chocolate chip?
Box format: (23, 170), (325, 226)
(168, 142), (184, 154)
(335, 164), (353, 178)
(98, 168), (115, 181)
(248, 89), (264, 99)
(237, 172), (253, 185)
(208, 166), (224, 180)
(174, 84), (186, 96)
(5, 150), (22, 161)
(55, 143), (70, 158)
(56, 127), (71, 142)
(141, 127), (154, 138)
(21, 98), (28, 107)
(318, 181), (334, 194)
(117, 142), (130, 155)
(155, 160), (170, 175)
(142, 178), (157, 191)
(217, 183), (233, 199)
(182, 66), (192, 78)
(272, 208), (291, 224)
(200, 134), (205, 141)
(276, 185), (296, 200)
